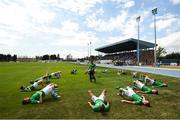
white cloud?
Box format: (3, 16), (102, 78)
(86, 9), (150, 38)
(96, 7), (104, 16)
(0, 18), (99, 58)
(61, 21), (79, 32)
(0, 0), (179, 58)
(60, 49), (87, 59)
(86, 10), (128, 32)
(0, 31), (20, 47)
(21, 0), (56, 24)
(44, 0), (135, 15)
(0, 0), (100, 58)
(150, 13), (180, 31)
(43, 0), (103, 15)
(158, 31), (180, 53)
(111, 0), (135, 8)
(152, 19), (177, 31)
(0, 1), (55, 28)
(124, 0), (135, 8)
(104, 36), (128, 44)
(0, 2), (28, 30)
(0, 0), (56, 48)
(169, 0), (180, 4)
(51, 31), (98, 48)
(32, 20), (98, 48)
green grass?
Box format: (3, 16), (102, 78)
(0, 62), (179, 119)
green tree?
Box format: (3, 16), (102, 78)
(42, 55), (49, 60)
(12, 54), (17, 62)
(6, 54), (11, 61)
(165, 52), (180, 59)
(66, 54), (72, 60)
(57, 54), (60, 60)
(50, 54), (57, 60)
(156, 46), (167, 61)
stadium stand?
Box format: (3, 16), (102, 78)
(96, 38), (156, 65)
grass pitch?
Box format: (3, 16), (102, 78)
(0, 62), (179, 119)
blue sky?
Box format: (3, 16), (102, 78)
(0, 0), (179, 58)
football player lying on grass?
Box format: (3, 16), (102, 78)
(145, 75), (168, 87)
(30, 74), (51, 84)
(117, 69), (127, 75)
(71, 69), (77, 74)
(20, 79), (45, 92)
(102, 69), (108, 73)
(138, 74), (146, 83)
(132, 73), (147, 84)
(49, 71), (61, 79)
(132, 72), (138, 78)
(22, 83), (60, 104)
(41, 74), (51, 83)
(88, 89), (110, 112)
(117, 86), (150, 107)
(133, 80), (158, 94)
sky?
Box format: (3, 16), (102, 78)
(0, 0), (180, 58)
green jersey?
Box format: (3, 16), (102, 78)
(30, 91), (41, 104)
(142, 86), (152, 93)
(29, 85), (35, 91)
(89, 63), (96, 71)
(152, 81), (163, 87)
(92, 99), (110, 112)
(42, 75), (50, 84)
(131, 94), (143, 105)
(34, 78), (40, 82)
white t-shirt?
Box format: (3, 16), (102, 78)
(145, 76), (154, 84)
(136, 82), (144, 89)
(42, 84), (52, 95)
(125, 87), (136, 97)
(149, 79), (154, 84)
(91, 94), (105, 103)
(33, 82), (38, 88)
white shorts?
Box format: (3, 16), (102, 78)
(91, 94), (105, 102)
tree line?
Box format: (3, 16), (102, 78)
(35, 54), (61, 60)
(0, 54), (17, 62)
(156, 47), (180, 61)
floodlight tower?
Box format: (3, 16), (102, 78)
(152, 8), (157, 66)
(87, 43), (89, 60)
(90, 42), (92, 57)
(136, 16), (140, 66)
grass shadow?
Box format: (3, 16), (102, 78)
(43, 97), (61, 103)
(94, 82), (104, 85)
(101, 112), (108, 116)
